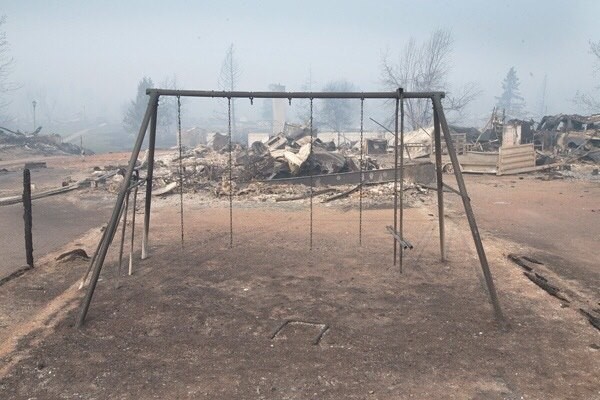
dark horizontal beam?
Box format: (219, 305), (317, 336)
(262, 161), (436, 187)
(145, 89), (445, 100)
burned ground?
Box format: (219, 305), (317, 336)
(0, 190), (598, 399)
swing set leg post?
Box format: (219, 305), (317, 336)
(79, 201), (126, 289)
(129, 185), (139, 275)
(433, 95), (505, 325)
(141, 96), (159, 260)
(115, 189), (130, 289)
(77, 93), (158, 328)
(432, 100), (446, 262)
(79, 225), (108, 290)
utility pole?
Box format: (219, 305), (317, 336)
(23, 169), (34, 268)
(32, 100), (37, 132)
(539, 74), (548, 119)
(229, 46), (236, 137)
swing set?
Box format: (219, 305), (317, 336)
(76, 88), (505, 328)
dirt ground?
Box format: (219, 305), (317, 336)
(0, 174), (598, 399)
(457, 174), (600, 298)
(0, 153), (137, 277)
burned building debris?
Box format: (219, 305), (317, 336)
(81, 107), (600, 204)
(0, 126), (91, 158)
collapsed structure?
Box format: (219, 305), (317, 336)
(158, 109), (599, 196)
(382, 109), (600, 175)
(0, 126), (90, 158)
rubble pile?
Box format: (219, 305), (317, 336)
(97, 111), (600, 203)
(93, 127), (432, 207)
(140, 128), (380, 196)
(319, 182), (432, 209)
(535, 114), (600, 164)
(146, 178), (431, 209)
(0, 126), (91, 158)
(260, 131), (372, 177)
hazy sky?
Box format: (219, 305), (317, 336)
(2, 0), (599, 128)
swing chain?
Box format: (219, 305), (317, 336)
(177, 96), (184, 248)
(359, 98), (364, 246)
(227, 97), (233, 247)
(309, 98), (314, 250)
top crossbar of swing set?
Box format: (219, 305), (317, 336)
(145, 88), (445, 100)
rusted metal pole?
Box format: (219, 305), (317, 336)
(432, 101), (446, 261)
(79, 170), (144, 287)
(129, 184), (139, 276)
(79, 209), (115, 289)
(115, 189), (130, 289)
(77, 92), (158, 327)
(22, 169), (33, 268)
(433, 95), (505, 324)
(141, 96), (159, 259)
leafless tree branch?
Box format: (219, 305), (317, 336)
(216, 44), (241, 135)
(573, 40), (600, 113)
(380, 28), (479, 129)
(0, 15), (19, 121)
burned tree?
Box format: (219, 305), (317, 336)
(496, 67), (526, 119)
(123, 77), (154, 135)
(217, 44), (241, 137)
(0, 15), (18, 122)
(380, 28), (480, 130)
(319, 79), (357, 144)
(574, 39), (600, 113)
(156, 75), (179, 146)
(124, 76), (179, 145)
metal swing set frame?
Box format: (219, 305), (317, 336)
(76, 88), (505, 328)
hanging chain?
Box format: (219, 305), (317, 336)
(177, 96), (184, 248)
(359, 98), (364, 246)
(399, 92), (405, 272)
(228, 97), (233, 247)
(393, 96), (400, 266)
(309, 98), (314, 250)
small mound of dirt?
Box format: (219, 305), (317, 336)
(55, 248), (90, 262)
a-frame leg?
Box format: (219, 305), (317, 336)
(142, 97), (158, 259)
(77, 92), (159, 327)
(432, 95), (505, 325)
(433, 102), (446, 262)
